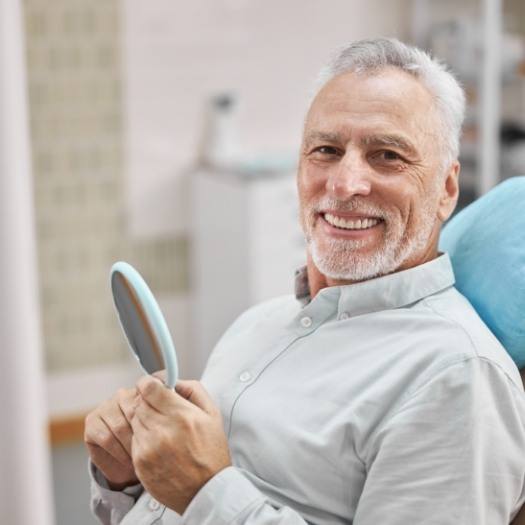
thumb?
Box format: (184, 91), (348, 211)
(152, 369), (167, 384)
(175, 380), (216, 414)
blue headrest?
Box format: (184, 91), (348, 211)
(440, 176), (525, 368)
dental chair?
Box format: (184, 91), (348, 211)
(440, 175), (525, 371)
(440, 176), (525, 525)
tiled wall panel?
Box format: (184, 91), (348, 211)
(23, 0), (186, 372)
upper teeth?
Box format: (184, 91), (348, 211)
(324, 213), (379, 230)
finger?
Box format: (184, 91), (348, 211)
(114, 404), (134, 456)
(87, 442), (131, 473)
(86, 414), (131, 466)
(133, 399), (164, 430)
(119, 390), (139, 424)
(175, 380), (217, 414)
(136, 375), (181, 414)
(152, 369), (167, 383)
(99, 414), (133, 463)
(129, 416), (149, 453)
(129, 403), (152, 435)
(100, 394), (135, 457)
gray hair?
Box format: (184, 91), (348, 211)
(316, 38), (466, 167)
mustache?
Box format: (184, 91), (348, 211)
(309, 198), (388, 219)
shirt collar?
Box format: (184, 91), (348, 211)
(294, 253), (455, 317)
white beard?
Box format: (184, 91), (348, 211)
(303, 196), (438, 281)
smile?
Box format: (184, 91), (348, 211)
(323, 213), (382, 231)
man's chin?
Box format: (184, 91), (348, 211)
(310, 242), (396, 282)
(314, 262), (385, 282)
(312, 256), (379, 282)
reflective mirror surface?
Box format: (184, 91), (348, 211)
(110, 262), (178, 387)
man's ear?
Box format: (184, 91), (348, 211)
(437, 161), (460, 222)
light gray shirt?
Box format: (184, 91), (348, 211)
(91, 254), (525, 524)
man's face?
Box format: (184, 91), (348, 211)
(298, 68), (457, 282)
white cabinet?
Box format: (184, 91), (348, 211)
(190, 169), (305, 375)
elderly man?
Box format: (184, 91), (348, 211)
(85, 38), (525, 524)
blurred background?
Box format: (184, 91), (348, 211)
(1, 0), (524, 523)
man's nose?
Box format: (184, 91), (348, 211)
(326, 152), (372, 200)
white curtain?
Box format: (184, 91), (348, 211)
(0, 0), (54, 523)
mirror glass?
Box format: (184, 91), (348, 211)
(110, 261), (178, 388)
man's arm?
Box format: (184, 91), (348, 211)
(127, 377), (315, 524)
(179, 467), (312, 524)
(352, 358), (525, 524)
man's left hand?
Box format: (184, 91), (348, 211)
(130, 376), (232, 515)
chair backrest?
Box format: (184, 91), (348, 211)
(440, 176), (525, 368)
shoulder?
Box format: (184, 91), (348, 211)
(413, 286), (523, 391)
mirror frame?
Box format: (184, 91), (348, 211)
(110, 261), (178, 388)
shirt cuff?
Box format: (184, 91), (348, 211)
(181, 466), (266, 525)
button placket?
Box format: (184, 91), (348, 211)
(239, 371), (252, 382)
(300, 316), (312, 328)
(148, 498), (161, 512)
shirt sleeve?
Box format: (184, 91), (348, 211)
(89, 461), (144, 525)
(353, 357), (525, 525)
(181, 467), (310, 524)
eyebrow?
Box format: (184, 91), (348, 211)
(361, 134), (418, 157)
(303, 131), (342, 149)
(303, 130), (418, 157)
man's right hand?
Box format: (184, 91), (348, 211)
(84, 387), (139, 490)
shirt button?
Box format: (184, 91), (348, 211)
(339, 312), (350, 320)
(239, 371), (252, 382)
(300, 316), (312, 328)
(148, 498), (161, 511)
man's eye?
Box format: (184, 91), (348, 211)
(376, 150), (403, 161)
(312, 146), (339, 156)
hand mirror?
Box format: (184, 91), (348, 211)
(110, 261), (178, 388)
